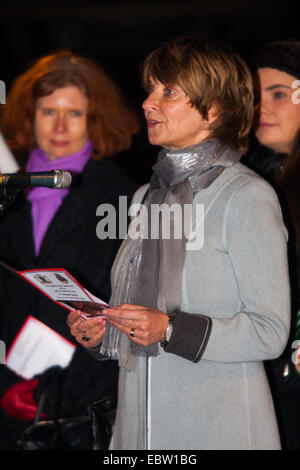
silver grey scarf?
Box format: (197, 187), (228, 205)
(100, 138), (242, 370)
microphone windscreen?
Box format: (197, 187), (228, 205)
(54, 170), (72, 189)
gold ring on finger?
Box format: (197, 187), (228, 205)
(129, 327), (135, 338)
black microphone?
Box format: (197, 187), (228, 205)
(0, 170), (72, 189)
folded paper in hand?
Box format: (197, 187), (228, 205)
(0, 260), (110, 318)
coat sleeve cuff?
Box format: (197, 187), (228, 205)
(164, 311), (212, 362)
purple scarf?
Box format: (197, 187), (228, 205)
(26, 141), (93, 256)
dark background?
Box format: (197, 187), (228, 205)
(1, 0), (299, 182)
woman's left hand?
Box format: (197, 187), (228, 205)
(102, 304), (169, 346)
(67, 309), (107, 348)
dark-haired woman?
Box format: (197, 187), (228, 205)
(243, 40), (300, 450)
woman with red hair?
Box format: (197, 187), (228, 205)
(0, 51), (139, 449)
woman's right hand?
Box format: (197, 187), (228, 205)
(67, 309), (107, 348)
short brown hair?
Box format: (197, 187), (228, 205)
(1, 51), (140, 159)
(142, 36), (253, 152)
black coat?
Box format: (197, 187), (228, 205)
(242, 141), (300, 450)
(0, 156), (138, 448)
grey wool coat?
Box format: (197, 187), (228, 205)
(96, 161), (291, 450)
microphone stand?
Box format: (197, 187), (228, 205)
(0, 184), (22, 214)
